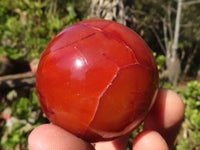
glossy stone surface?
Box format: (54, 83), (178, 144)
(36, 19), (159, 142)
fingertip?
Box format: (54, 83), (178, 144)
(132, 130), (169, 150)
(143, 88), (185, 149)
(144, 88), (185, 129)
(28, 124), (94, 150)
(164, 89), (185, 128)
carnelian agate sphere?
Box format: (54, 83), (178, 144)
(36, 19), (159, 142)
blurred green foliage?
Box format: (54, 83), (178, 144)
(1, 89), (49, 149)
(153, 52), (166, 73)
(0, 0), (80, 61)
(177, 81), (200, 150)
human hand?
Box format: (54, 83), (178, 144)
(28, 89), (184, 150)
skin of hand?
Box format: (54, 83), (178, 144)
(28, 89), (185, 150)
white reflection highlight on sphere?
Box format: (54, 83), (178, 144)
(75, 59), (83, 68)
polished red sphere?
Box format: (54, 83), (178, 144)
(36, 19), (159, 142)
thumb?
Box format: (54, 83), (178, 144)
(28, 124), (94, 150)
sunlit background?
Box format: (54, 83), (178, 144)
(0, 0), (199, 149)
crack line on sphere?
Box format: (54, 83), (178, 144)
(73, 46), (88, 65)
(81, 22), (112, 32)
(80, 22), (140, 69)
(83, 66), (120, 138)
(134, 63), (154, 71)
(122, 41), (139, 64)
(119, 63), (155, 81)
(118, 63), (153, 70)
(99, 52), (121, 68)
(101, 30), (140, 67)
(52, 32), (96, 53)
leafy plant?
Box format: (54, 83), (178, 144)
(0, 0), (80, 61)
(1, 89), (49, 150)
(177, 81), (200, 150)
